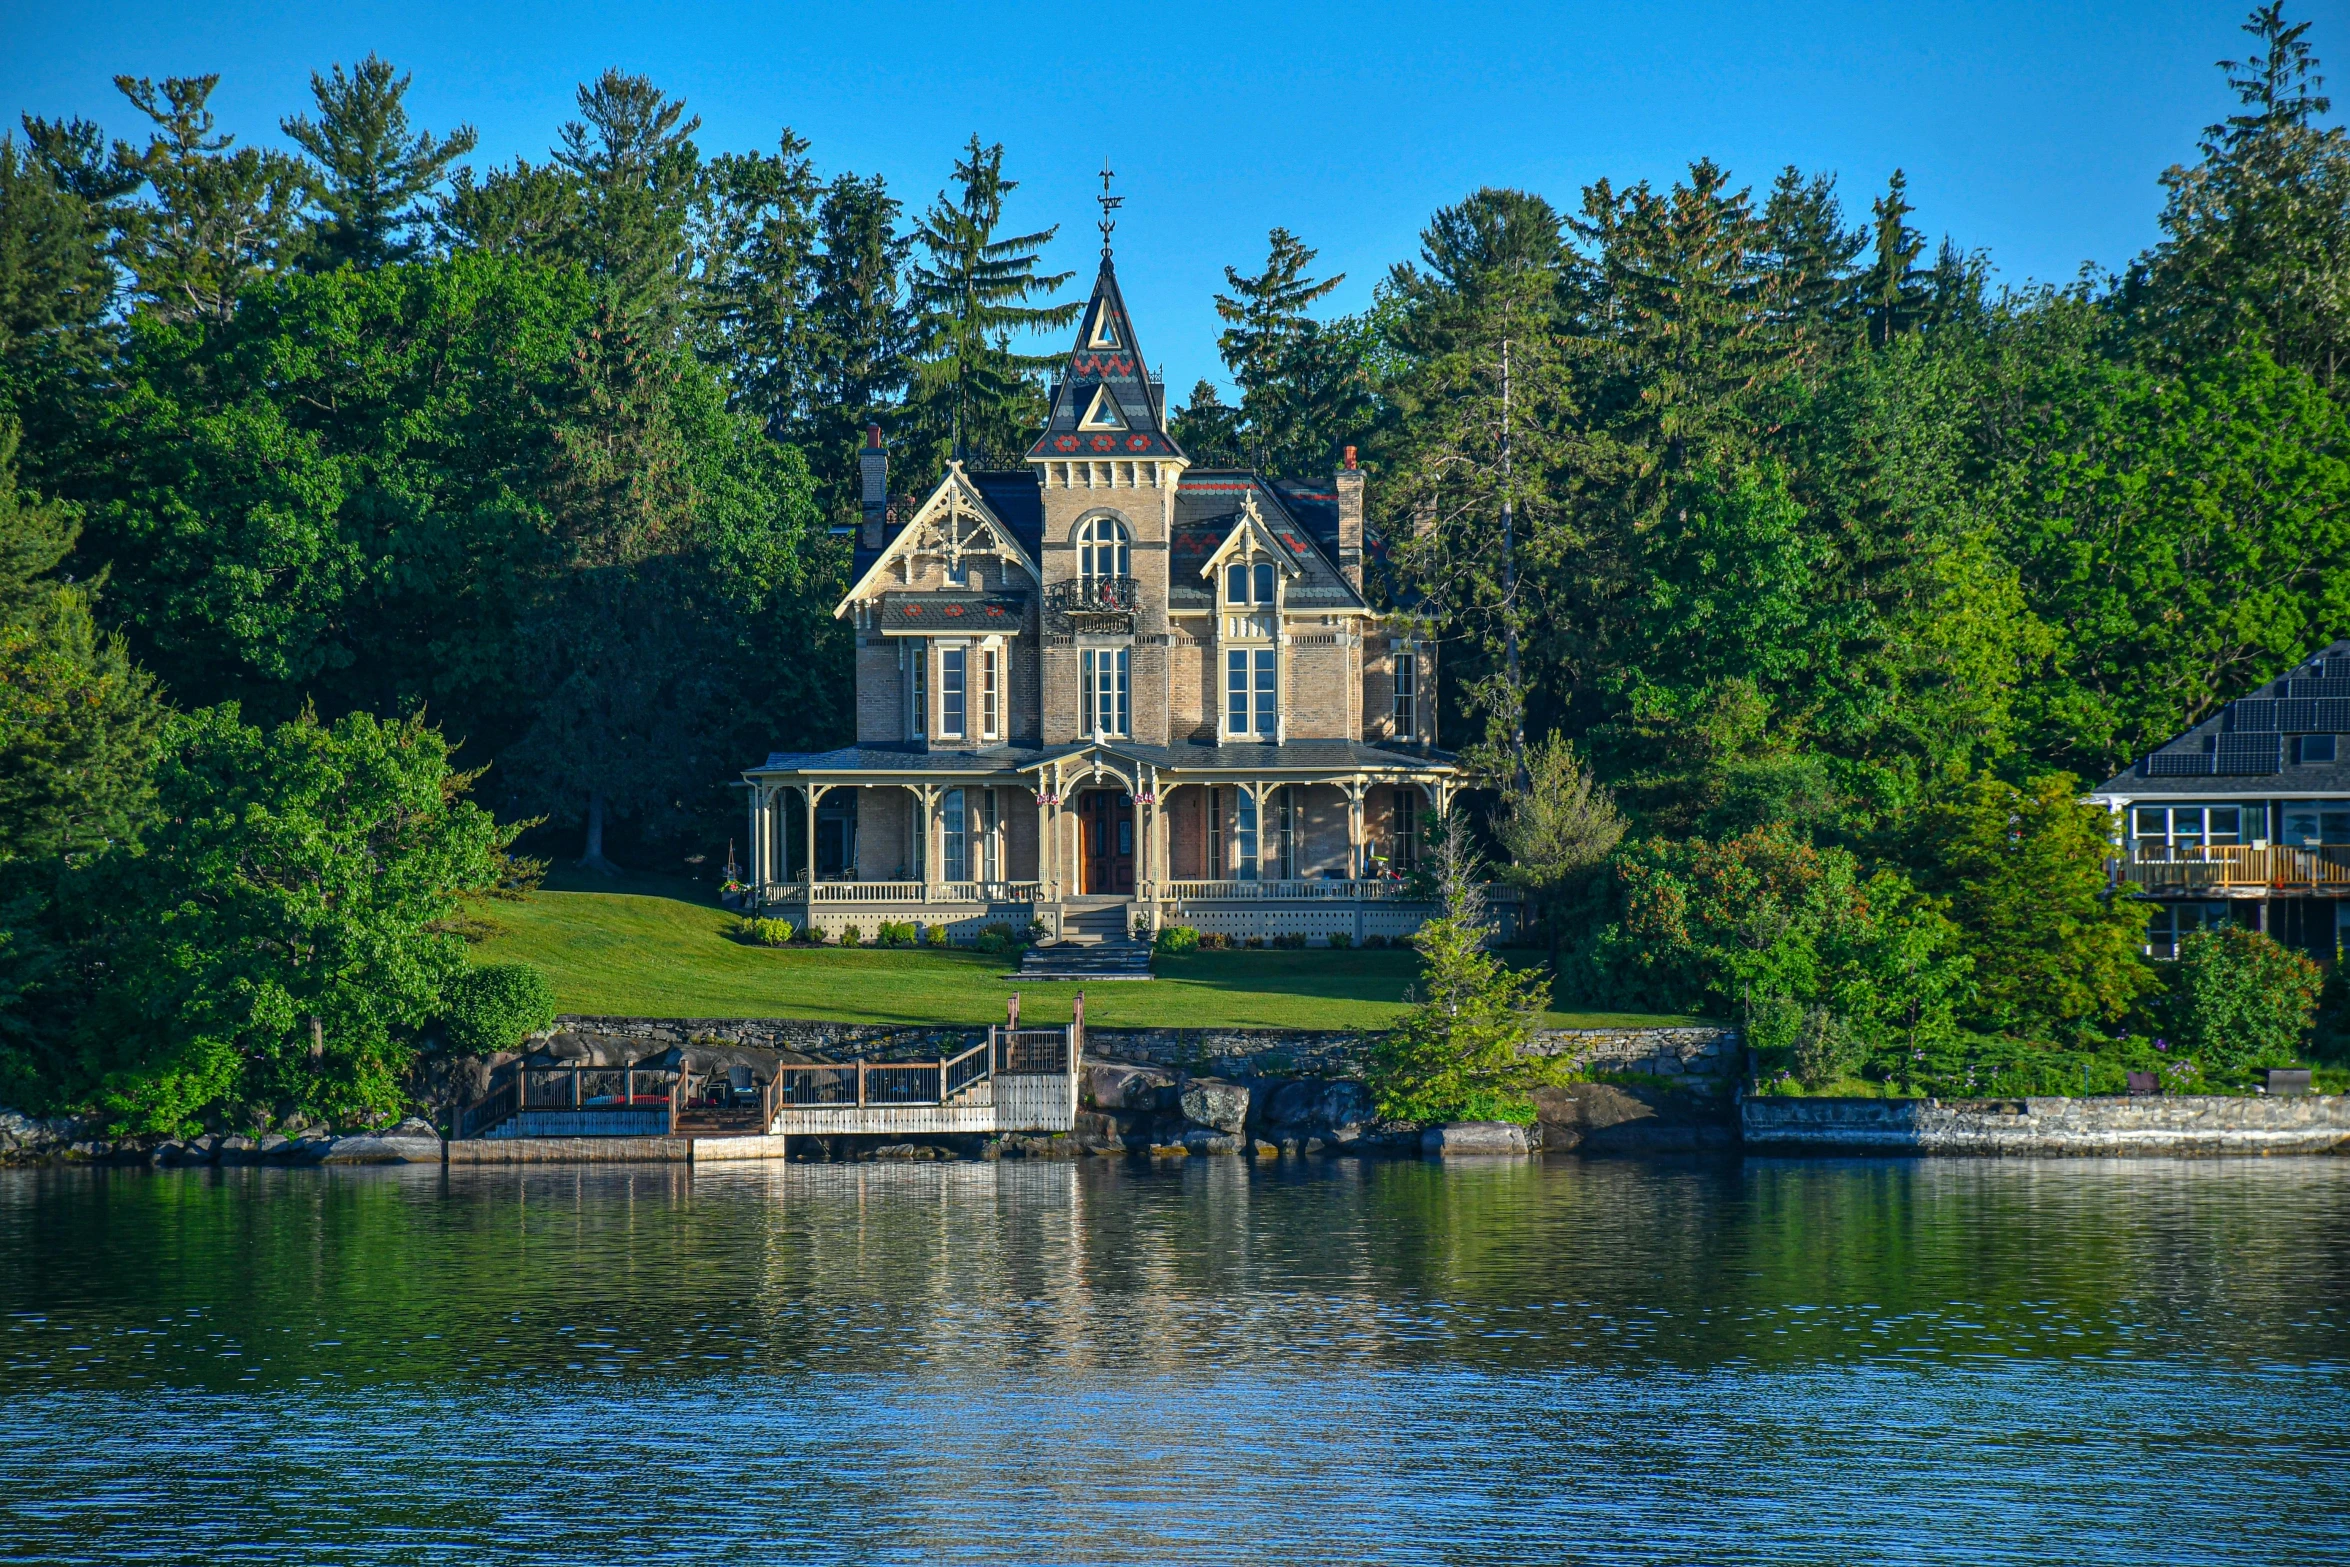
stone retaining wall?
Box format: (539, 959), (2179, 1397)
(1742, 1093), (2350, 1155)
(536, 1016), (1741, 1081)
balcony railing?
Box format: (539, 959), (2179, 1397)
(1049, 575), (1139, 614)
(2118, 844), (2350, 890)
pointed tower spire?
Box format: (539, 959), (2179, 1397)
(1027, 225), (1185, 463)
(1097, 158), (1122, 259)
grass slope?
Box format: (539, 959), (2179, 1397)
(469, 870), (1693, 1031)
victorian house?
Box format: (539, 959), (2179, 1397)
(740, 253), (1475, 945)
(2091, 638), (2350, 963)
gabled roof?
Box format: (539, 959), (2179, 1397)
(1027, 259), (1185, 462)
(2098, 637), (2350, 796)
(836, 465), (1039, 617)
(1169, 472), (1366, 612)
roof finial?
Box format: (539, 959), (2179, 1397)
(1097, 158), (1122, 259)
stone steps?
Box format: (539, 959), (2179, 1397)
(1014, 941), (1155, 981)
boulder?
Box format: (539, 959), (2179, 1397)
(1532, 1081), (1737, 1153)
(1178, 1078), (1252, 1135)
(320, 1127), (443, 1164)
(1070, 1111), (1126, 1153)
(0, 1109), (81, 1159)
(1085, 1062), (1175, 1112)
(1181, 1127), (1241, 1155)
(1263, 1079), (1374, 1142)
(1420, 1121), (1532, 1157)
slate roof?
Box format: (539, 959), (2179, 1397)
(874, 590), (1028, 632)
(1027, 259), (1184, 462)
(2099, 638), (2350, 797)
(1169, 472), (1366, 612)
(750, 739), (1455, 777)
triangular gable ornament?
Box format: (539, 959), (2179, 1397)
(1078, 385), (1127, 430)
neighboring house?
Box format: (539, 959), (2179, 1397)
(2091, 639), (2350, 962)
(742, 252), (1484, 945)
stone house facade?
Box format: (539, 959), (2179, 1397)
(741, 253), (1478, 943)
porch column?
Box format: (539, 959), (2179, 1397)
(748, 786), (767, 909)
(803, 785), (824, 885)
(919, 784), (941, 901)
(1034, 783), (1053, 899)
(1343, 779), (1368, 880)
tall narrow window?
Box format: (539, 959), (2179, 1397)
(978, 788), (999, 881)
(1235, 789), (1258, 881)
(943, 788), (967, 882)
(1078, 516), (1130, 582)
(1208, 789), (1225, 877)
(981, 648), (1000, 740)
(1253, 648), (1277, 739)
(941, 648), (967, 738)
(1226, 561), (1249, 603)
(1083, 647), (1131, 737)
(910, 794), (925, 878)
(908, 643), (928, 740)
(1253, 561), (1275, 606)
(1227, 650), (1250, 735)
(1276, 787), (1298, 880)
(1393, 788), (1417, 869)
(1393, 652), (1417, 736)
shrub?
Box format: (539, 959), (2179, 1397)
(1155, 924), (1201, 954)
(974, 922), (1023, 955)
(876, 920), (918, 948)
(1244, 935), (1265, 950)
(1196, 930), (1229, 950)
(1326, 931), (1353, 949)
(2173, 926), (2322, 1070)
(1271, 931), (1307, 950)
(923, 923), (949, 948)
(1361, 933), (1390, 950)
(797, 922), (828, 945)
(734, 916), (794, 947)
(837, 924), (863, 947)
(1790, 1007), (1863, 1088)
(439, 963), (557, 1056)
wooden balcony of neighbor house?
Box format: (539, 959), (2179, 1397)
(2117, 844), (2350, 892)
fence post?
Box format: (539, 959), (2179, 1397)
(857, 1058), (866, 1107)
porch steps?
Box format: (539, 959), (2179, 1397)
(1016, 903), (1153, 979)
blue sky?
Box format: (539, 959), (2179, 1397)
(4, 0), (2338, 395)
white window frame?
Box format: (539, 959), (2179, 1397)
(943, 788), (967, 882)
(981, 646), (1000, 741)
(1235, 788), (1259, 881)
(907, 641), (928, 741)
(1078, 516), (1130, 580)
(1081, 647), (1130, 738)
(940, 647), (967, 739)
(1393, 652), (1417, 736)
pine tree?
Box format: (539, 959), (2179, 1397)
(1759, 165), (1866, 354)
(281, 53), (476, 271)
(2134, 2), (2350, 386)
(701, 133), (824, 438)
(1861, 169), (1929, 347)
(1215, 227), (1343, 472)
(551, 70), (705, 326)
(109, 74), (311, 323)
(905, 136), (1076, 470)
(802, 172), (910, 524)
(1169, 379), (1243, 466)
(0, 136), (117, 363)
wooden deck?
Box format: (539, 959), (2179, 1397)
(2119, 845), (2350, 892)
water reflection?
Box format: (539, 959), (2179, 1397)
(2, 1157), (2346, 1564)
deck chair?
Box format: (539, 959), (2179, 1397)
(2125, 1070), (2159, 1097)
(727, 1064), (758, 1106)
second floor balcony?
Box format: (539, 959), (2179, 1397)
(2117, 843), (2350, 891)
(1049, 575), (1139, 617)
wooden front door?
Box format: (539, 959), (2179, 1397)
(1079, 789), (1135, 894)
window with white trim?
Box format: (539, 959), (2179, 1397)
(941, 648), (967, 738)
(1393, 652), (1417, 735)
(1078, 515), (1129, 580)
(981, 648), (1000, 740)
(1235, 788), (1259, 881)
(978, 788), (1000, 881)
(907, 642), (927, 740)
(1082, 647), (1130, 737)
(1226, 648), (1277, 740)
(1392, 788), (1418, 869)
(1224, 559), (1277, 605)
(943, 788), (967, 881)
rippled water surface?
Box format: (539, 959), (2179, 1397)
(4, 1154), (2347, 1564)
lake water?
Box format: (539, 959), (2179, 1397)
(3, 1154), (2347, 1565)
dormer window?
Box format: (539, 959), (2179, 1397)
(1088, 309), (1122, 349)
(1225, 559), (1276, 605)
(1079, 386), (1127, 430)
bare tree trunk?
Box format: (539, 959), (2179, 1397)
(580, 789), (619, 875)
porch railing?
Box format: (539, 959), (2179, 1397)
(1158, 878), (1438, 902)
(2119, 844), (2350, 890)
(772, 880), (1044, 905)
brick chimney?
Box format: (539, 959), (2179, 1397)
(859, 425), (888, 550)
(1335, 444), (1364, 594)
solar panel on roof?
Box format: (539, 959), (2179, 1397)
(2322, 698), (2350, 732)
(2278, 699), (2317, 731)
(2329, 657), (2350, 681)
(2289, 678), (2350, 700)
(2215, 732), (2280, 774)
(2145, 751), (2215, 776)
(2228, 700), (2277, 731)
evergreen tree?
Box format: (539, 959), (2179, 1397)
(0, 420), (163, 866)
(2133, 3), (2350, 387)
(700, 132), (823, 437)
(1759, 165), (1866, 353)
(0, 136), (117, 364)
(1860, 169), (1930, 347)
(551, 70), (706, 327)
(802, 172), (910, 524)
(1169, 379), (1243, 466)
(1215, 227), (1344, 472)
(905, 136), (1076, 469)
(281, 53), (476, 271)
(109, 74), (311, 323)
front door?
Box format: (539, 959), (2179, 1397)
(1079, 789), (1135, 894)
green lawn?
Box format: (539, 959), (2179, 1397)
(468, 870), (1693, 1031)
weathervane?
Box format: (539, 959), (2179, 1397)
(1097, 158), (1122, 258)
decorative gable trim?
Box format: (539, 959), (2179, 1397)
(1198, 492), (1305, 580)
(835, 464), (1041, 618)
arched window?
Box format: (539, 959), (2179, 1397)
(1077, 516), (1130, 580)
